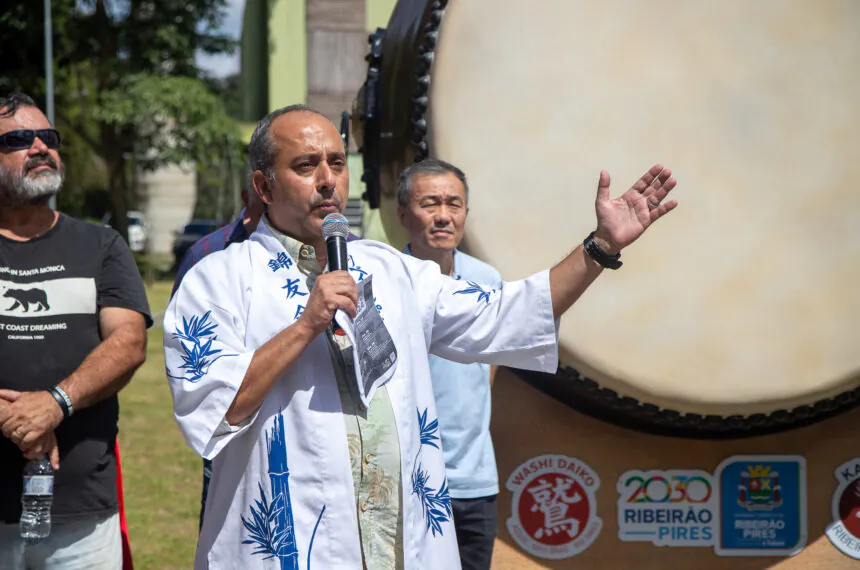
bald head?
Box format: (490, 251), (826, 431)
(249, 106), (349, 248)
(248, 105), (341, 184)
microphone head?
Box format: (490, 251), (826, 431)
(321, 212), (350, 240)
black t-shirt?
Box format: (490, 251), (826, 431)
(0, 214), (151, 524)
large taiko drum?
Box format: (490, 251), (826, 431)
(355, 0), (860, 438)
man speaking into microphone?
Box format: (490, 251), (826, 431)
(164, 105), (678, 570)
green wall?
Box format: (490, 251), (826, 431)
(268, 0), (307, 108)
(241, 0), (269, 122)
(366, 0), (398, 30)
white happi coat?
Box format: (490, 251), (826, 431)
(164, 219), (558, 570)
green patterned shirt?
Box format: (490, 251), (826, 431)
(267, 221), (404, 569)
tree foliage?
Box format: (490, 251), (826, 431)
(96, 74), (239, 171)
(0, 0), (241, 241)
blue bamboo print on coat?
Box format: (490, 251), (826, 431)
(307, 505), (326, 570)
(348, 255), (368, 281)
(417, 408), (439, 449)
(453, 280), (493, 304)
(372, 296), (384, 321)
(242, 412), (299, 569)
(411, 407), (452, 537)
(167, 310), (236, 383)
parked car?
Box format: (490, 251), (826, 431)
(102, 210), (149, 253)
(172, 219), (222, 267)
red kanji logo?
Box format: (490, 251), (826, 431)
(517, 474), (591, 546)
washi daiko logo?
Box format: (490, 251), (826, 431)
(825, 458), (860, 560)
(506, 454), (601, 560)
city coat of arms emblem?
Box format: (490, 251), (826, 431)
(738, 465), (782, 511)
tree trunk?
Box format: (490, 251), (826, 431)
(94, 0), (129, 243)
(108, 152), (129, 244)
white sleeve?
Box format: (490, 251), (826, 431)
(163, 259), (257, 460)
(407, 257), (559, 373)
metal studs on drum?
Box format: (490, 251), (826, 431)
(357, 27), (386, 209)
(422, 31), (438, 50)
(413, 96), (428, 112)
(365, 28), (385, 64)
(415, 140), (428, 157)
(410, 0), (448, 163)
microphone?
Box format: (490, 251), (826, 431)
(321, 213), (349, 272)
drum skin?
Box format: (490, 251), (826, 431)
(356, 0), (860, 437)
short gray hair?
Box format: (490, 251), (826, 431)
(247, 104), (331, 183)
(396, 158), (469, 206)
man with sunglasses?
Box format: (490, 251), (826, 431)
(0, 93), (152, 569)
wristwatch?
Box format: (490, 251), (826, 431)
(583, 231), (622, 270)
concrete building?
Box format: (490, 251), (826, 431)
(136, 163), (196, 255)
(240, 0), (398, 242)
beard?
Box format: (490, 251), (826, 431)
(0, 154), (64, 207)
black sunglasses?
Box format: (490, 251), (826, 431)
(0, 129), (62, 150)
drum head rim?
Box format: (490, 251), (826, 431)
(513, 365), (860, 439)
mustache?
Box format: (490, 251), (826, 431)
(24, 154), (59, 174)
(310, 194), (342, 208)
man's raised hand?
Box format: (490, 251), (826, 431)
(592, 164), (678, 254)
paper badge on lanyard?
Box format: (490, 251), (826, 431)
(334, 273), (398, 407)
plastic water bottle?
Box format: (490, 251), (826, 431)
(20, 458), (53, 541)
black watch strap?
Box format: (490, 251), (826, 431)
(583, 231), (622, 270)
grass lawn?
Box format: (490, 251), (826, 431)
(118, 280), (201, 569)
